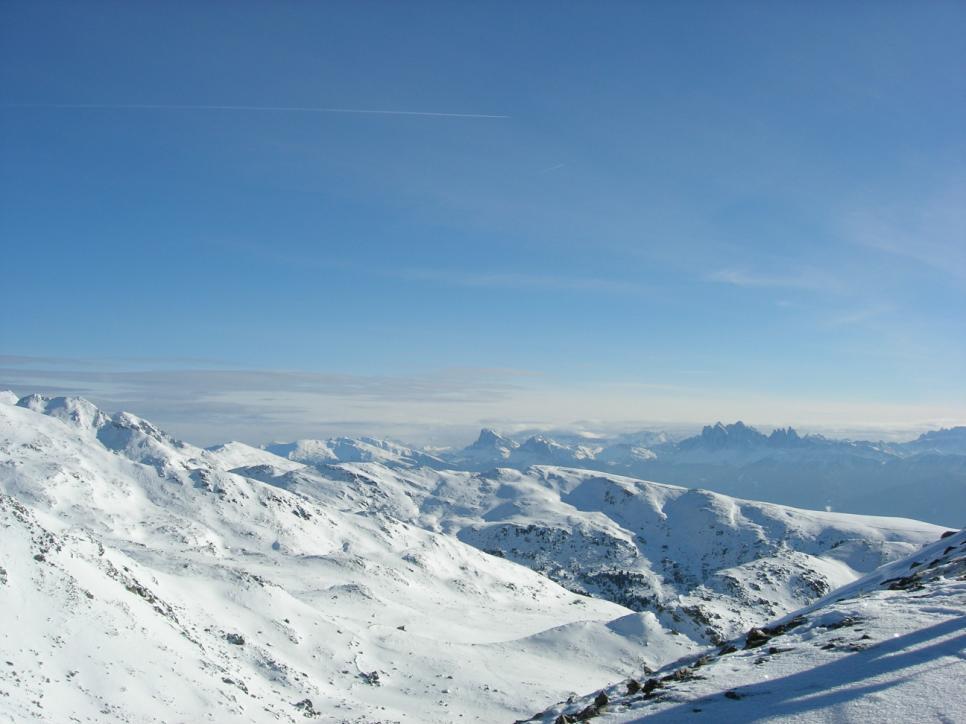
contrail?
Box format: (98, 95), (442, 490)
(0, 103), (508, 119)
(536, 162), (566, 174)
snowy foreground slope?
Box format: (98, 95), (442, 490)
(0, 393), (952, 723)
(533, 528), (966, 723)
(0, 398), (679, 723)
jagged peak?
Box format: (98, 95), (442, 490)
(691, 420), (767, 446)
(768, 426), (801, 442)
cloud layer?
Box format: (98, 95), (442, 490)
(2, 357), (962, 448)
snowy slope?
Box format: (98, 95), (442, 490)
(0, 393), (955, 723)
(0, 398), (696, 724)
(532, 528), (966, 723)
(230, 461), (942, 645)
(264, 437), (445, 469)
(206, 440), (306, 472)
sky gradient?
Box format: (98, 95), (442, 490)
(1, 2), (964, 445)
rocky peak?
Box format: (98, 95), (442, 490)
(468, 428), (517, 451)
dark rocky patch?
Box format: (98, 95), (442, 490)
(822, 616), (859, 630)
(360, 670), (380, 686)
(293, 698), (319, 717)
(744, 615), (806, 648)
(744, 627), (771, 649)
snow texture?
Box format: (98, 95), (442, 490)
(0, 395), (960, 723)
(533, 528), (966, 723)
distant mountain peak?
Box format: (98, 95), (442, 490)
(469, 428), (517, 451)
(519, 435), (560, 452)
(768, 426), (802, 445)
(915, 426), (966, 441)
(688, 421), (768, 449)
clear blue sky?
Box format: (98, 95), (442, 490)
(1, 1), (964, 444)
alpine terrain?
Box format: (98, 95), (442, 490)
(2, 392), (961, 722)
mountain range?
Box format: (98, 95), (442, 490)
(1, 391), (961, 722)
(258, 421), (966, 527)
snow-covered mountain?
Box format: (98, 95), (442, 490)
(0, 395), (680, 723)
(228, 461), (942, 645)
(534, 527), (966, 723)
(263, 436), (446, 468)
(457, 428), (519, 465)
(328, 421), (965, 527)
(0, 392), (958, 722)
(261, 420), (966, 526)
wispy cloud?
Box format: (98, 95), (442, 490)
(0, 354), (231, 369)
(825, 305), (893, 327)
(844, 182), (966, 279)
(0, 103), (509, 119)
(536, 163), (566, 174)
(394, 268), (647, 295)
(0, 365), (528, 405)
(3, 356), (963, 447)
(201, 239), (647, 296)
(0, 361), (536, 445)
(707, 267), (839, 293)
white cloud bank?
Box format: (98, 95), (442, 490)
(1, 357), (962, 447)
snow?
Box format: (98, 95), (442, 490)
(255, 461), (941, 644)
(0, 399), (678, 723)
(261, 421), (966, 525)
(534, 529), (966, 723)
(264, 436), (445, 469)
(207, 441), (306, 472)
(0, 396), (960, 723)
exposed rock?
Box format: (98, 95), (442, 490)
(293, 698), (319, 717)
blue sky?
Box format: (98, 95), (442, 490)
(1, 2), (964, 445)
